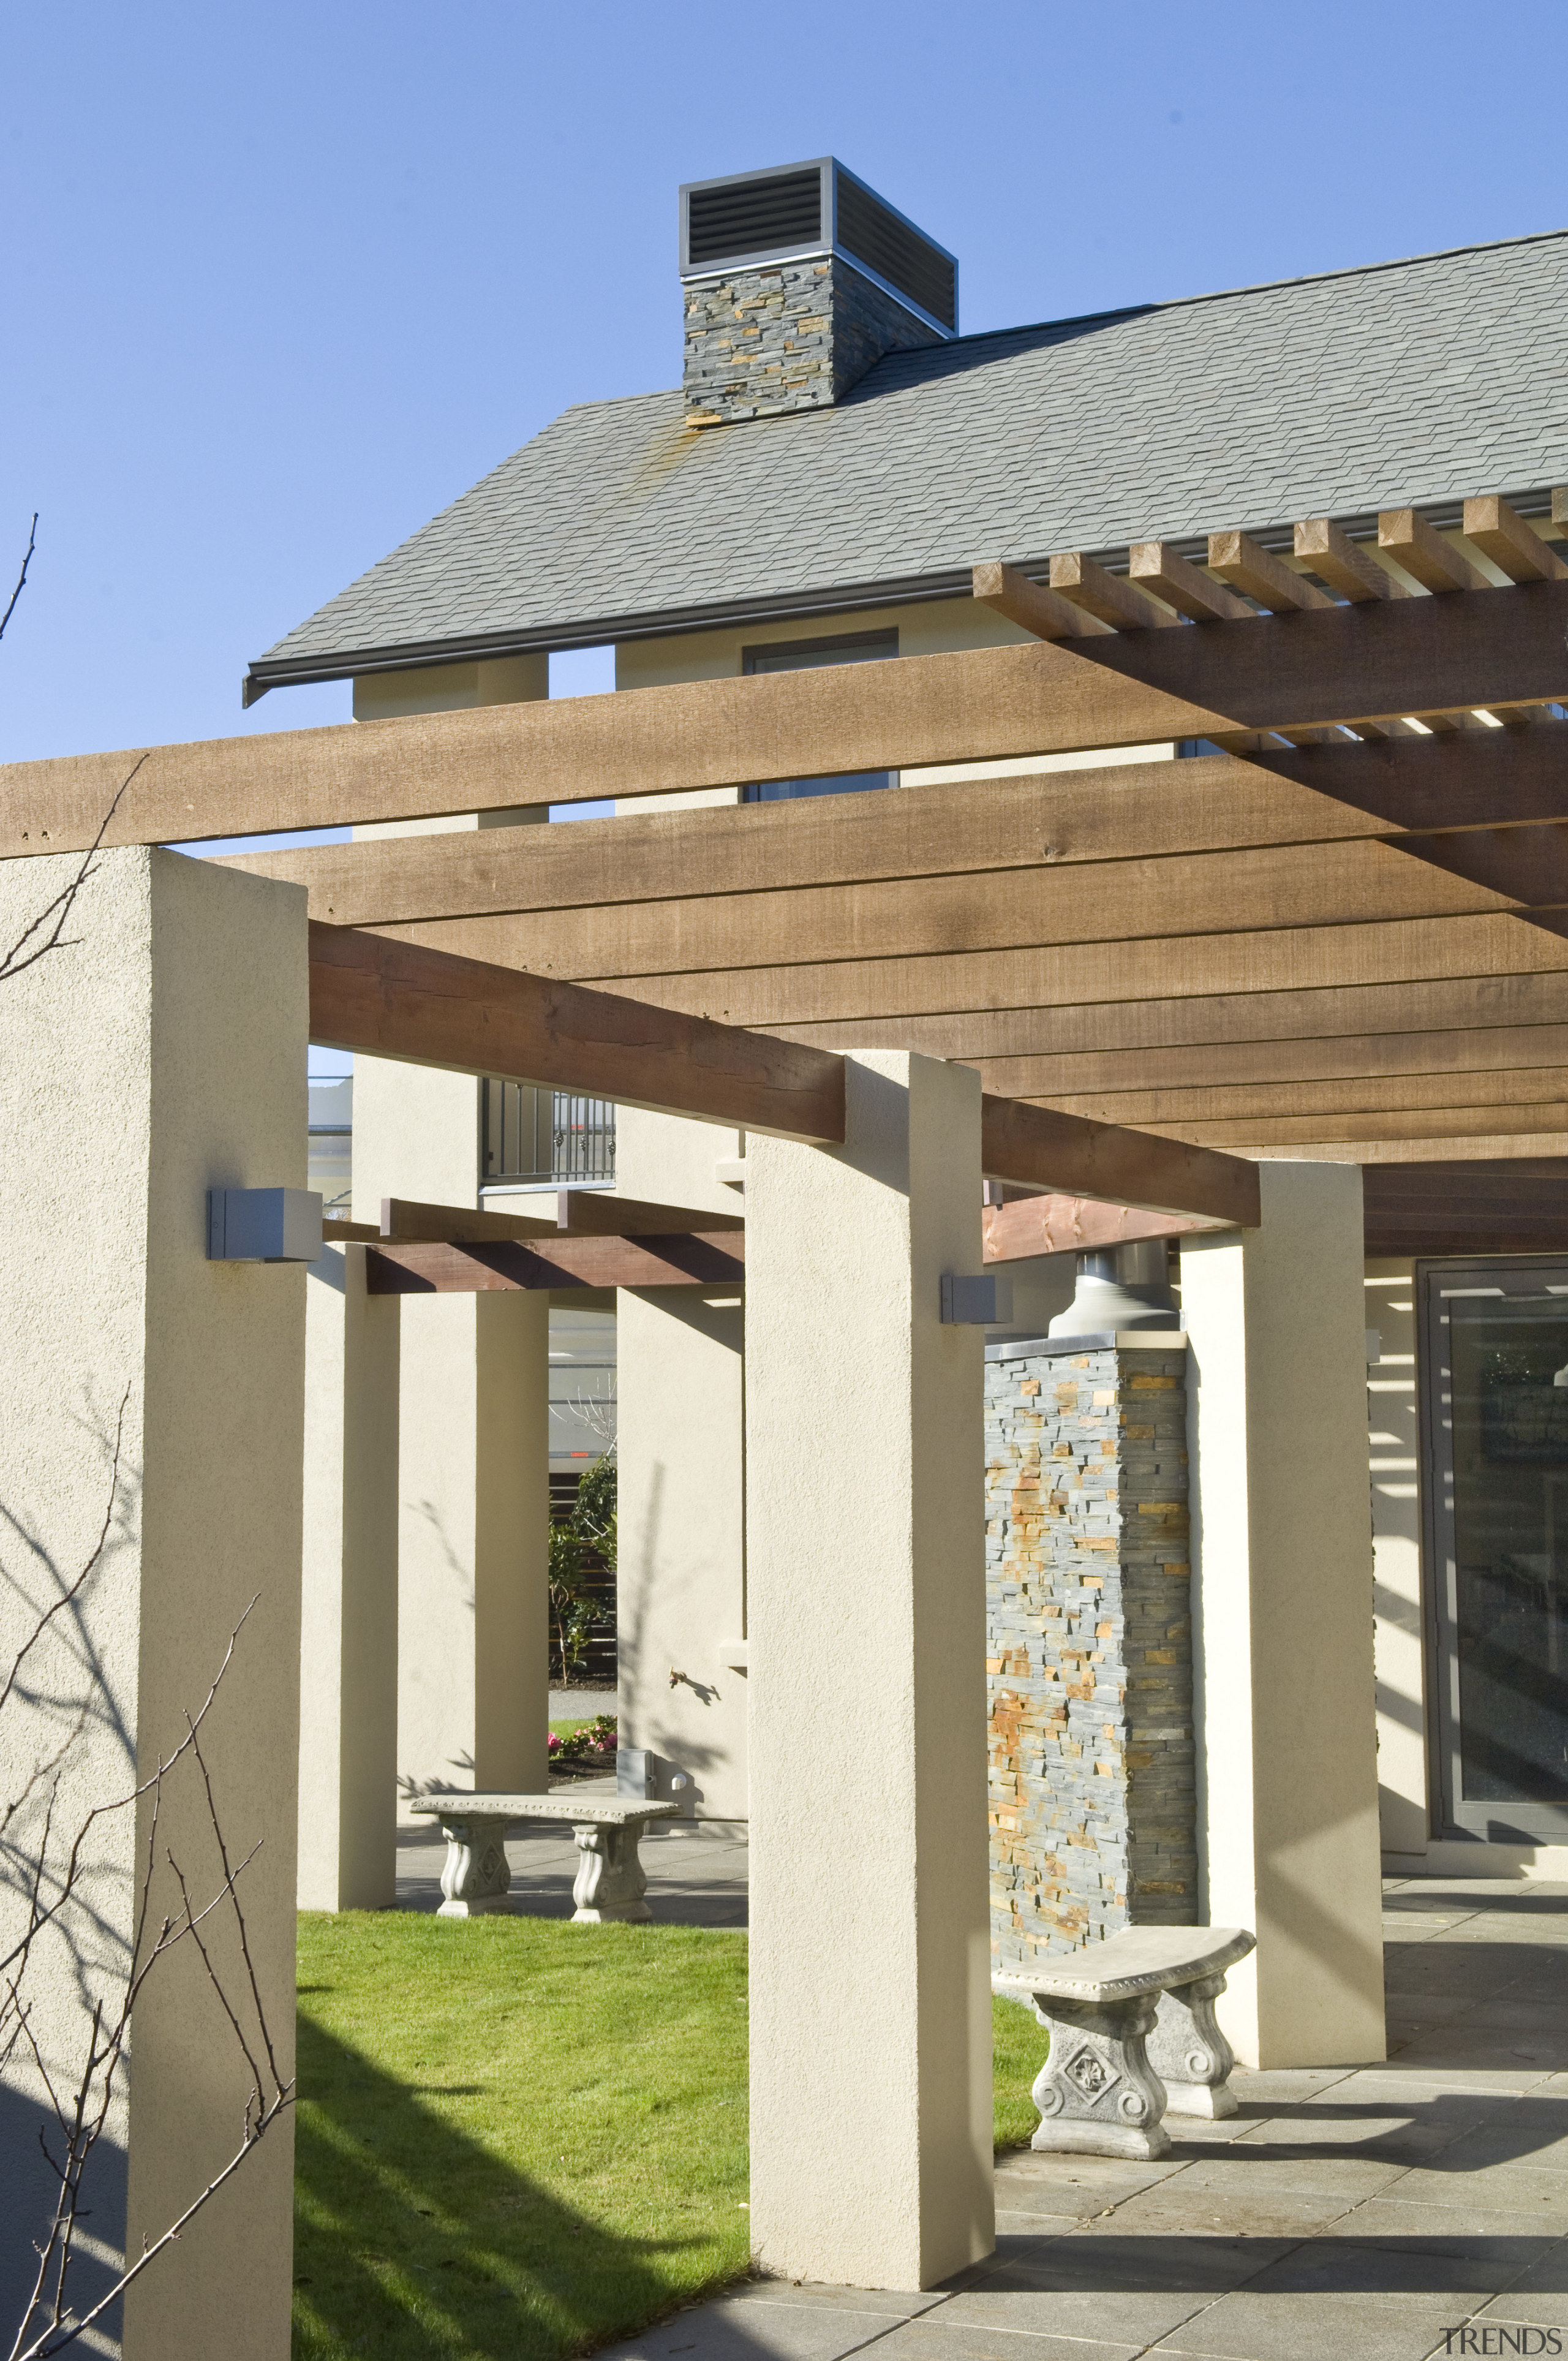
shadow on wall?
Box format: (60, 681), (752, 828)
(617, 1461), (729, 1808)
(292, 2016), (714, 2360)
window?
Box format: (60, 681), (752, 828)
(742, 631), (899, 801)
(1421, 1257), (1568, 1840)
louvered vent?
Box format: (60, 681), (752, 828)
(835, 173), (956, 333)
(680, 158), (957, 337)
(686, 168), (822, 270)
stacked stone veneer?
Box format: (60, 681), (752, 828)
(986, 1339), (1194, 1973)
(683, 254), (938, 423)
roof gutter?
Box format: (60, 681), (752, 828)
(241, 490), (1557, 706)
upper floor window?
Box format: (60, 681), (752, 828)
(742, 631), (899, 802)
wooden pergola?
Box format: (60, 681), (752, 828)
(10, 489), (1568, 1264)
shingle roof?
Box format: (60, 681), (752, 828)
(249, 229), (1568, 696)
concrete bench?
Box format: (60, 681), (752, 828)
(994, 1925), (1256, 2161)
(410, 1793), (684, 1923)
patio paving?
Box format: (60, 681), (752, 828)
(601, 1878), (1568, 2361)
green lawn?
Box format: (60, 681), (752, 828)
(293, 1914), (1046, 2360)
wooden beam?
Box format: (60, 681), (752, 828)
(1049, 551), (1178, 630)
(1462, 496), (1568, 585)
(379, 841), (1512, 988)
(785, 970), (1568, 1064)
(380, 1196), (557, 1242)
(1025, 1063), (1568, 1130)
(307, 918), (848, 1144)
(1294, 518), (1406, 602)
(976, 1021), (1568, 1100)
(1363, 1158), (1568, 1255)
(1387, 823), (1568, 912)
(0, 642), (1227, 855)
(1378, 509), (1489, 595)
(978, 1094), (1259, 1224)
(571, 911), (1568, 1034)
(1056, 576), (1568, 730)
(221, 732), (1568, 935)
(785, 968), (1568, 1066)
(365, 1235), (747, 1293)
(981, 1194), (1223, 1264)
(1131, 1100), (1568, 1150)
(220, 755), (1391, 925)
(321, 1218), (380, 1242)
(12, 581), (1568, 856)
(1207, 532), (1332, 612)
(556, 1187), (744, 1235)
(1127, 543), (1251, 622)
(970, 560), (1112, 641)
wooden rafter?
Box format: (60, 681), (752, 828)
(307, 917), (847, 1144)
(366, 1236), (747, 1293)
(982, 1195), (1219, 1264)
(555, 1188), (743, 1235)
(310, 919), (1262, 1219)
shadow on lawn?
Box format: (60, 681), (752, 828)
(293, 2015), (720, 2361)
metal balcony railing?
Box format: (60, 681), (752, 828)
(482, 1081), (616, 1186)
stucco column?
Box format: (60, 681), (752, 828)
(0, 846), (303, 2358)
(616, 1109), (746, 1828)
(352, 1062), (549, 1808)
(299, 1242), (400, 1908)
(1182, 1158), (1385, 2070)
(745, 1050), (994, 2291)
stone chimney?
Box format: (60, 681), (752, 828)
(679, 157), (957, 426)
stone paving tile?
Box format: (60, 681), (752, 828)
(995, 2153), (1186, 2204)
(855, 2321), (1144, 2361)
(1473, 2235), (1568, 2326)
(1340, 2194), (1566, 2251)
(1147, 2288), (1469, 2359)
(726, 2284), (948, 2319)
(929, 2280), (1228, 2349)
(599, 2294), (908, 2361)
(1240, 2234), (1535, 2302)
(1176, 2150), (1413, 2200)
(1376, 2163), (1568, 2217)
(1071, 2180), (1356, 2240)
(993, 2211), (1090, 2238)
(959, 2233), (1294, 2293)
(1224, 2068), (1351, 2104)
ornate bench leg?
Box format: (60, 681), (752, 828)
(1028, 1992), (1170, 2161)
(435, 1813), (514, 1918)
(1149, 1970), (1238, 2118)
(571, 1818), (652, 1923)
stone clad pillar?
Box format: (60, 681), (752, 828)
(746, 1051), (993, 2291)
(616, 1108), (747, 1830)
(352, 1062), (549, 1808)
(0, 847), (303, 2357)
(299, 1241), (400, 1909)
(1182, 1160), (1385, 2069)
(987, 1337), (1193, 1971)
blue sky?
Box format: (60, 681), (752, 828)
(3, 0), (1566, 1073)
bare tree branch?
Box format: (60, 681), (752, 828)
(0, 754), (149, 988)
(0, 515), (37, 648)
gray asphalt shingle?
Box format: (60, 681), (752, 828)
(255, 229), (1568, 679)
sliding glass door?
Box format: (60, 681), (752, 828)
(1422, 1258), (1568, 1838)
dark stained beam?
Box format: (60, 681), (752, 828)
(978, 1095), (1259, 1225)
(982, 1195), (1221, 1264)
(556, 1187), (743, 1235)
(307, 918), (848, 1145)
(366, 1236), (747, 1293)
(380, 1196), (557, 1242)
(1247, 726), (1568, 836)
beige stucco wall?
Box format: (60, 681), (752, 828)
(614, 1111), (747, 1827)
(745, 1051), (993, 2289)
(1182, 1162), (1386, 2069)
(300, 1242), (400, 1908)
(351, 1062), (549, 1811)
(0, 845), (304, 2357)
